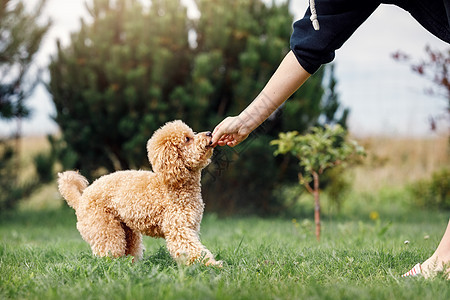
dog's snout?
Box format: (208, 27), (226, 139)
(206, 131), (212, 137)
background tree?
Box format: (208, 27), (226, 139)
(271, 125), (365, 240)
(49, 0), (193, 174)
(392, 46), (449, 132)
(319, 64), (349, 128)
(0, 0), (51, 134)
(392, 46), (450, 212)
(49, 0), (349, 214)
(0, 0), (51, 210)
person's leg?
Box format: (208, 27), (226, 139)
(421, 218), (450, 278)
(403, 218), (450, 278)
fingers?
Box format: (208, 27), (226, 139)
(215, 134), (239, 147)
(227, 140), (238, 147)
(211, 118), (228, 146)
(210, 126), (223, 146)
(213, 134), (232, 147)
(211, 116), (246, 148)
(211, 117), (233, 146)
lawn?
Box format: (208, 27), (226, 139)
(1, 135), (449, 299)
(1, 200), (449, 300)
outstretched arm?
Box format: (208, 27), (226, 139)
(211, 50), (310, 147)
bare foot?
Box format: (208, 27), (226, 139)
(421, 255), (450, 279)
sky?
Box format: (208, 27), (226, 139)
(0, 0), (448, 137)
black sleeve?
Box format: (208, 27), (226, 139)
(391, 0), (450, 43)
(290, 0), (380, 74)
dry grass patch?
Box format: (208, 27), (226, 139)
(353, 135), (449, 191)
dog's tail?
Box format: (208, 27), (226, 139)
(57, 171), (89, 211)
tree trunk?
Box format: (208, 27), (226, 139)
(312, 171), (321, 241)
(13, 117), (22, 183)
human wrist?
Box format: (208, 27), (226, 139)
(237, 111), (261, 136)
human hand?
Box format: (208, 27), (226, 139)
(211, 116), (251, 147)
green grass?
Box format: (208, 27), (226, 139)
(1, 197), (450, 300)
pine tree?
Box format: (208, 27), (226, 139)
(49, 0), (192, 174)
(0, 0), (51, 210)
(0, 0), (50, 123)
(319, 64), (349, 128)
(49, 0), (347, 213)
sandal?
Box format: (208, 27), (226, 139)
(401, 263), (422, 277)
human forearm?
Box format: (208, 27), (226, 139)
(238, 50), (310, 133)
(211, 51), (310, 147)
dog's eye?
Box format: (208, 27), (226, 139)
(185, 136), (191, 143)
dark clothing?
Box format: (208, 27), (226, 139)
(290, 0), (450, 74)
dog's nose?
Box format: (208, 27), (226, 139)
(206, 131), (212, 137)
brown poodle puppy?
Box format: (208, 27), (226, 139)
(58, 120), (221, 266)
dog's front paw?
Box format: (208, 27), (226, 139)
(205, 259), (223, 267)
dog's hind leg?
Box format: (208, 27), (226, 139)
(122, 223), (144, 260)
(76, 212), (127, 258)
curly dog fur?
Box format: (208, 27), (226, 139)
(58, 120), (220, 266)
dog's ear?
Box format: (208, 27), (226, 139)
(147, 136), (190, 186)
